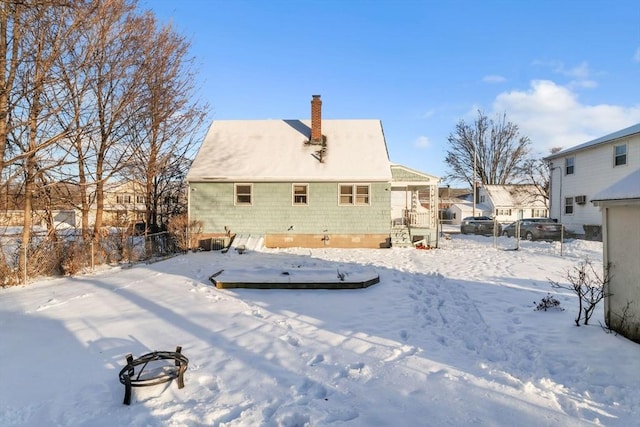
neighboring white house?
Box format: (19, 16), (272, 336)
(544, 123), (640, 238)
(477, 184), (548, 223)
(448, 201), (492, 225)
(591, 168), (640, 342)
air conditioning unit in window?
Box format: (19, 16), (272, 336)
(575, 195), (587, 205)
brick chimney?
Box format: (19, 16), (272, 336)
(310, 95), (322, 144)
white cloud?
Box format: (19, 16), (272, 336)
(422, 109), (435, 118)
(491, 80), (640, 155)
(532, 60), (600, 89)
(414, 136), (431, 148)
(634, 48), (640, 62)
(483, 75), (506, 84)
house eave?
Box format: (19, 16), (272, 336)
(592, 198), (640, 207)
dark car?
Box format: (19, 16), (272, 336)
(501, 218), (564, 241)
(460, 216), (501, 235)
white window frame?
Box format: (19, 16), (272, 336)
(234, 183), (253, 206)
(614, 143), (627, 167)
(292, 184), (308, 206)
(565, 157), (575, 175)
(117, 194), (132, 204)
(496, 208), (512, 216)
(532, 208), (547, 217)
(564, 197), (574, 215)
(339, 184), (370, 206)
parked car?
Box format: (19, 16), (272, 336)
(501, 218), (564, 241)
(460, 216), (501, 235)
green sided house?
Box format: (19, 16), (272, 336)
(186, 95), (439, 248)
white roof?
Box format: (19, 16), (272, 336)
(592, 168), (640, 202)
(482, 185), (546, 207)
(545, 122), (640, 160)
(187, 119), (391, 182)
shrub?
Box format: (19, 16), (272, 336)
(167, 214), (202, 252)
(534, 293), (564, 311)
(549, 258), (611, 326)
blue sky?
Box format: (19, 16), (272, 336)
(143, 0), (640, 183)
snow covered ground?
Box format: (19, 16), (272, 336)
(1, 234), (639, 426)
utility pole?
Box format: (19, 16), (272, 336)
(472, 147), (477, 217)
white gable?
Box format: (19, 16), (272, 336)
(187, 119), (391, 182)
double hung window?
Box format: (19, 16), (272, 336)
(339, 184), (370, 205)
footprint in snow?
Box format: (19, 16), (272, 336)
(307, 354), (324, 366)
(280, 334), (300, 347)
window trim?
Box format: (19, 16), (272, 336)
(614, 143), (627, 167)
(564, 197), (574, 215)
(532, 208), (547, 217)
(565, 157), (575, 175)
(338, 183), (371, 206)
(292, 183), (309, 206)
(234, 183), (253, 206)
(117, 194), (132, 204)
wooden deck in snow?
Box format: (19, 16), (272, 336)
(209, 267), (380, 289)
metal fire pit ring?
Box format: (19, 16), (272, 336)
(118, 345), (188, 405)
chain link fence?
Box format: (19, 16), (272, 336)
(1, 229), (182, 286)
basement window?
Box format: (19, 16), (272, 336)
(293, 184), (308, 205)
(235, 184), (252, 205)
(339, 184), (370, 206)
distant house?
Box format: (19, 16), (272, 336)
(100, 180), (147, 226)
(477, 184), (548, 223)
(438, 187), (470, 219)
(544, 123), (640, 239)
(448, 202), (492, 225)
(186, 95), (439, 248)
(591, 168), (640, 342)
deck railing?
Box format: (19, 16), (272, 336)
(402, 209), (432, 227)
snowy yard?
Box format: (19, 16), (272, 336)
(1, 234), (638, 426)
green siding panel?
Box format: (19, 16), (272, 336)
(190, 182), (391, 235)
(391, 166), (435, 182)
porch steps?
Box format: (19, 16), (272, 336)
(390, 225), (412, 248)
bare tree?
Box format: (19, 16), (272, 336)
(126, 14), (208, 231)
(445, 111), (531, 188)
(54, 0), (141, 241)
(517, 147), (563, 206)
(6, 0), (87, 270)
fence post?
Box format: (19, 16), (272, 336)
(23, 244), (27, 285)
(91, 240), (94, 272)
